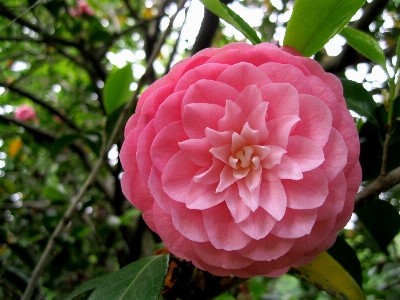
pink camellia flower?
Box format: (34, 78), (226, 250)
(120, 42), (362, 277)
(15, 104), (36, 121)
(69, 0), (94, 17)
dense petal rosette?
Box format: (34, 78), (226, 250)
(121, 42), (362, 277)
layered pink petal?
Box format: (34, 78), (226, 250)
(218, 100), (247, 133)
(174, 63), (230, 92)
(203, 202), (252, 250)
(234, 85), (264, 116)
(216, 62), (271, 92)
(183, 103), (225, 138)
(182, 79), (239, 107)
(283, 168), (328, 210)
(265, 115), (300, 149)
(179, 137), (212, 166)
(238, 208), (276, 239)
(162, 151), (201, 203)
(136, 120), (156, 181)
(319, 128), (348, 181)
(153, 90), (185, 133)
(291, 94), (332, 148)
(259, 180), (287, 221)
(239, 235), (295, 261)
(259, 62), (310, 94)
(286, 136), (324, 172)
(271, 208), (318, 239)
(317, 171), (347, 221)
(170, 201), (209, 242)
(150, 121), (187, 171)
(225, 185), (252, 222)
(259, 83), (300, 121)
(194, 242), (253, 269)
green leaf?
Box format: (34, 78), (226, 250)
(104, 64), (134, 115)
(342, 79), (379, 127)
(291, 252), (366, 300)
(50, 134), (81, 158)
(327, 236), (362, 287)
(340, 27), (387, 70)
(199, 0), (261, 44)
(357, 199), (400, 252)
(284, 0), (365, 56)
(63, 255), (169, 300)
(213, 292), (236, 300)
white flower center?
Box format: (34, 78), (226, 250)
(229, 146), (260, 170)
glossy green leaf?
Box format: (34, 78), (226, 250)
(199, 0), (261, 44)
(50, 134), (81, 158)
(342, 79), (379, 127)
(340, 27), (387, 70)
(357, 199), (400, 252)
(291, 252), (366, 300)
(284, 0), (365, 56)
(327, 236), (362, 287)
(63, 255), (169, 300)
(104, 64), (134, 115)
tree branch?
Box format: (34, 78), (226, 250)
(20, 1), (186, 298)
(354, 165), (400, 211)
(0, 114), (113, 201)
(0, 81), (82, 132)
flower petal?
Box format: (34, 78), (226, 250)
(154, 90), (185, 133)
(217, 62), (271, 92)
(203, 202), (252, 250)
(136, 120), (156, 181)
(271, 208), (318, 238)
(265, 115), (300, 149)
(150, 121), (188, 171)
(179, 137), (213, 166)
(283, 168), (328, 210)
(286, 136), (324, 172)
(234, 85), (264, 116)
(291, 94), (332, 148)
(238, 208), (276, 239)
(225, 184), (252, 222)
(182, 103), (225, 138)
(170, 201), (209, 242)
(239, 235), (295, 261)
(193, 242), (253, 269)
(218, 100), (246, 132)
(182, 79), (239, 107)
(317, 171), (346, 221)
(238, 179), (260, 211)
(259, 62), (310, 94)
(265, 155), (303, 181)
(174, 63), (230, 92)
(162, 151), (201, 203)
(186, 176), (225, 210)
(259, 180), (287, 221)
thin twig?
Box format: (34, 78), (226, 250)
(20, 134), (108, 300)
(20, 1), (187, 298)
(164, 6), (189, 75)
